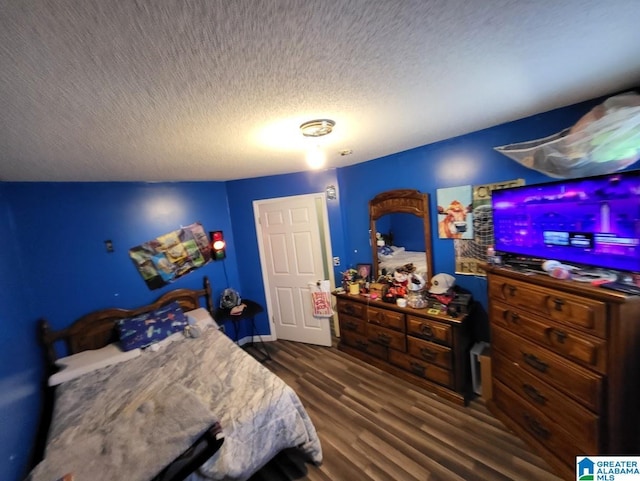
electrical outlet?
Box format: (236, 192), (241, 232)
(333, 256), (340, 266)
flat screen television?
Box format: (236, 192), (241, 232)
(491, 170), (640, 273)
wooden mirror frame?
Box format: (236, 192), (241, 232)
(369, 189), (434, 280)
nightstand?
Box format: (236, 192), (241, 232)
(215, 299), (271, 362)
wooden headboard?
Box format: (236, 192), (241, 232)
(39, 277), (213, 374)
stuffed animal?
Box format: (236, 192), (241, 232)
(389, 263), (418, 298)
(390, 270), (408, 298)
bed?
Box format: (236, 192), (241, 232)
(377, 245), (430, 278)
(28, 277), (322, 481)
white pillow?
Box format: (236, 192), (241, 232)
(186, 307), (218, 330)
(48, 343), (141, 386)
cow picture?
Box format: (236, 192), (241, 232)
(436, 185), (474, 240)
(438, 200), (473, 239)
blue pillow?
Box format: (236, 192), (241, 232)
(118, 301), (188, 351)
(153, 301), (188, 332)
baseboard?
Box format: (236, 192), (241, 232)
(236, 334), (275, 346)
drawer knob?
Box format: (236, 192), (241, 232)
(420, 347), (437, 361)
(522, 383), (547, 405)
(508, 311), (520, 324)
(546, 328), (567, 344)
(507, 285), (517, 296)
(345, 321), (358, 331)
(377, 333), (391, 345)
(410, 362), (426, 376)
(552, 298), (565, 311)
(420, 324), (434, 338)
(524, 413), (550, 440)
(522, 352), (549, 373)
(355, 340), (368, 351)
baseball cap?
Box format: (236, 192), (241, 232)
(428, 273), (456, 294)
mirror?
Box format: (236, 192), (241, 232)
(369, 189), (434, 282)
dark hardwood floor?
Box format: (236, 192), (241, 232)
(249, 339), (563, 481)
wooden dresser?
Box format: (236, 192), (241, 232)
(484, 265), (640, 480)
(333, 292), (473, 405)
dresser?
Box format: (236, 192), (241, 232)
(484, 265), (640, 480)
(333, 292), (473, 405)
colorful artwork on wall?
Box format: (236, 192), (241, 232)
(436, 185), (473, 240)
(454, 179), (525, 275)
(129, 222), (211, 290)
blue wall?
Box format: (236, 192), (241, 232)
(2, 92), (633, 480)
(0, 185), (42, 481)
(6, 182), (237, 332)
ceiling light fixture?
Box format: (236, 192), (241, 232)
(306, 145), (325, 169)
(300, 119), (335, 137)
(300, 119), (335, 169)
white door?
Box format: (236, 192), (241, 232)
(255, 194), (333, 346)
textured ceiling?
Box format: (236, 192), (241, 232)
(1, 0), (639, 182)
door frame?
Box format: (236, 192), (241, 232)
(253, 192), (337, 341)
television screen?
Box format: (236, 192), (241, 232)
(491, 170), (640, 273)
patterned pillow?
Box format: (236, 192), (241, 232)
(118, 301), (188, 351)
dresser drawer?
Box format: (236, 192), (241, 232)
(337, 299), (366, 320)
(406, 316), (452, 346)
(407, 336), (452, 370)
(338, 313), (366, 336)
(389, 350), (453, 388)
(493, 351), (599, 453)
(489, 277), (606, 338)
(368, 306), (405, 331)
(367, 324), (406, 352)
(491, 300), (608, 374)
(493, 380), (579, 471)
(492, 326), (603, 412)
(341, 330), (388, 360)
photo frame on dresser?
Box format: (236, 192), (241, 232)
(356, 263), (372, 282)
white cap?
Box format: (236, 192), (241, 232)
(429, 273), (456, 294)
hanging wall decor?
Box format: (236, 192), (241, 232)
(436, 185), (473, 239)
(454, 179), (524, 275)
(494, 92), (640, 179)
(129, 222), (212, 290)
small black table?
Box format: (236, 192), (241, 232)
(215, 299), (271, 362)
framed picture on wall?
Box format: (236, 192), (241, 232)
(356, 263), (372, 282)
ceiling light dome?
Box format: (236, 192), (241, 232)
(300, 119), (335, 137)
(306, 145), (325, 169)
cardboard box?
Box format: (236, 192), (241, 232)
(479, 346), (492, 401)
